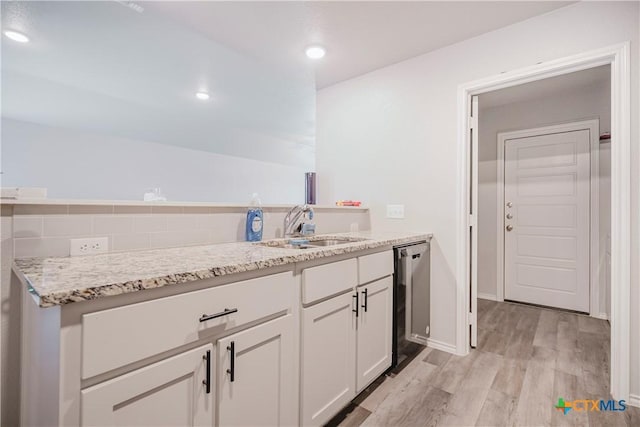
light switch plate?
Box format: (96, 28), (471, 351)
(386, 204), (405, 219)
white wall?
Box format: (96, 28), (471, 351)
(1, 118), (312, 204)
(316, 1), (639, 397)
(476, 76), (611, 303)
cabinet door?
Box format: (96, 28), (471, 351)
(81, 344), (214, 427)
(356, 276), (393, 392)
(217, 314), (296, 426)
(302, 292), (356, 426)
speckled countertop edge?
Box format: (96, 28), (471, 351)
(13, 232), (432, 308)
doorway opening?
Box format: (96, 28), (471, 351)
(458, 43), (631, 402)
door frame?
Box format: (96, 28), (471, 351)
(456, 42), (631, 402)
(495, 120), (600, 317)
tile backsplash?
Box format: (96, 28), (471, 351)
(4, 203), (371, 259)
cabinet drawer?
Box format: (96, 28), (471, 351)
(82, 272), (294, 379)
(302, 258), (357, 304)
(358, 250), (393, 285)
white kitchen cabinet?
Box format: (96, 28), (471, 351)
(217, 314), (296, 427)
(301, 291), (357, 426)
(300, 250), (394, 425)
(356, 276), (393, 392)
(82, 272), (293, 379)
(81, 344), (214, 427)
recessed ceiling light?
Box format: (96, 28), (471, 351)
(4, 30), (30, 43)
(305, 45), (326, 60)
(195, 91), (210, 100)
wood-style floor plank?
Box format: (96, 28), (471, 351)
(361, 363), (448, 427)
(423, 348), (452, 366)
(475, 389), (518, 427)
(513, 357), (556, 426)
(533, 309), (560, 350)
(428, 350), (480, 395)
(440, 351), (503, 426)
(490, 357), (527, 397)
(551, 370), (588, 427)
(335, 300), (627, 427)
(357, 348), (432, 412)
(326, 405), (372, 427)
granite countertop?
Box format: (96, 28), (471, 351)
(13, 231), (431, 308)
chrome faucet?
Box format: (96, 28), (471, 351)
(283, 204), (314, 237)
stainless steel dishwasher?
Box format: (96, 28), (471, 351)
(392, 240), (430, 368)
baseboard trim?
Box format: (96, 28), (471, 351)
(591, 312), (609, 321)
(477, 292), (497, 301)
(628, 394), (640, 408)
(427, 338), (458, 355)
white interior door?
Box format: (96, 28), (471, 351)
(470, 95), (479, 347)
(504, 130), (590, 312)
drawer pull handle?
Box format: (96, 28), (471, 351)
(199, 308), (238, 323)
(362, 288), (368, 312)
(202, 350), (211, 394)
(352, 293), (359, 317)
(227, 341), (235, 382)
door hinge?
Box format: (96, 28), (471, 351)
(467, 311), (477, 326)
(468, 214), (477, 227)
(468, 115), (478, 130)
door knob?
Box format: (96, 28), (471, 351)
(506, 202), (513, 208)
(506, 225), (513, 232)
(506, 213), (513, 219)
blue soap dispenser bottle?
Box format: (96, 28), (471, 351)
(245, 193), (263, 242)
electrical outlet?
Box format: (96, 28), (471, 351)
(386, 204), (405, 219)
(70, 237), (109, 256)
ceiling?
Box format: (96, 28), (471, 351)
(148, 1), (575, 89)
(480, 65), (611, 108)
(2, 0), (575, 167)
(1, 1), (316, 167)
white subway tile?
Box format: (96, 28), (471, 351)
(14, 237), (70, 258)
(13, 216), (43, 238)
(181, 230), (210, 246)
(112, 233), (150, 252)
(13, 204), (68, 215)
(43, 216), (92, 237)
(210, 225), (242, 244)
(93, 216), (134, 235)
(196, 214), (217, 230)
(133, 216), (166, 233)
(151, 206), (183, 214)
(149, 231), (184, 249)
(114, 205), (151, 214)
(166, 215), (201, 232)
(69, 205), (114, 215)
(1, 215), (13, 241)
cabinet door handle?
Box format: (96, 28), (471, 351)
(202, 350), (211, 394)
(352, 293), (359, 317)
(227, 341), (235, 382)
(199, 307), (238, 322)
(361, 288), (368, 312)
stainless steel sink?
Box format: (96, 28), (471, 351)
(307, 238), (359, 247)
(272, 243), (314, 250)
(257, 236), (368, 249)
